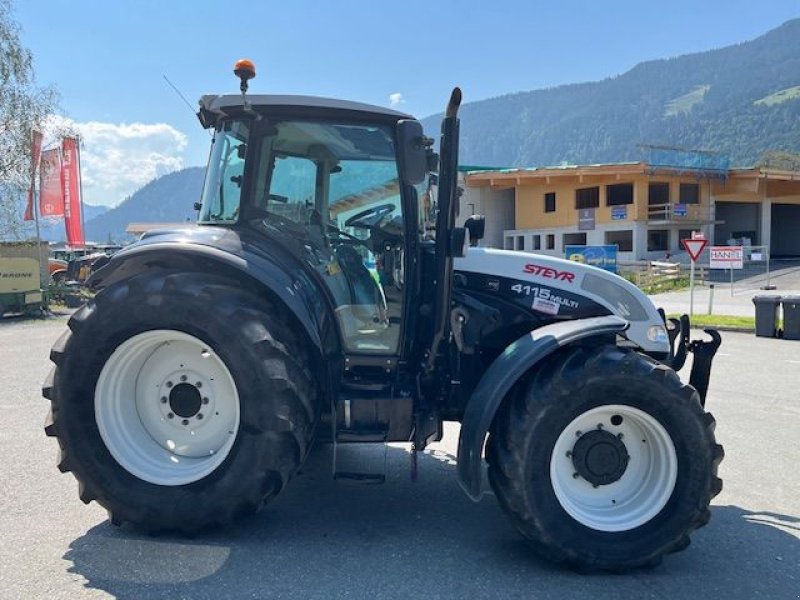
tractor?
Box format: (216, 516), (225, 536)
(43, 60), (723, 571)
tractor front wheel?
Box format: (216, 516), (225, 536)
(487, 344), (723, 571)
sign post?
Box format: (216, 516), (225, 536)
(681, 235), (708, 317)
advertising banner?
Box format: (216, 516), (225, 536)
(61, 137), (85, 245)
(710, 246), (744, 269)
(24, 131), (43, 221)
(39, 149), (64, 217)
(565, 245), (618, 273)
(578, 208), (595, 231)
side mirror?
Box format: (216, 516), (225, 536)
(464, 215), (485, 246)
(396, 119), (428, 185)
(450, 227), (467, 258)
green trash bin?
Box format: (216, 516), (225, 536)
(782, 295), (800, 340)
(752, 295), (782, 338)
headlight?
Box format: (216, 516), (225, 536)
(647, 325), (669, 344)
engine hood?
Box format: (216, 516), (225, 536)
(454, 247), (668, 354)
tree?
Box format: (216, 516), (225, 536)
(0, 0), (57, 239)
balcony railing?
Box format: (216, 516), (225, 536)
(644, 203), (713, 223)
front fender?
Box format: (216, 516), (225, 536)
(456, 315), (629, 501)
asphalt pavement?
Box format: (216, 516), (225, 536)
(651, 259), (800, 318)
(0, 315), (798, 599)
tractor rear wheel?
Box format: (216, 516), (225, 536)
(43, 271), (318, 533)
(487, 344), (723, 571)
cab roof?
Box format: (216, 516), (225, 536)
(198, 94), (413, 128)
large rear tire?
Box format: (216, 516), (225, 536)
(487, 344), (723, 571)
(43, 271), (318, 533)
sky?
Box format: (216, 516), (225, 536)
(12, 0), (800, 207)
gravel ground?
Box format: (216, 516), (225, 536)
(0, 314), (798, 599)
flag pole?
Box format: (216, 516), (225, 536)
(76, 135), (86, 248)
(29, 133), (45, 281)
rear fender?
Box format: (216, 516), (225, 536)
(88, 242), (328, 357)
(456, 315), (629, 501)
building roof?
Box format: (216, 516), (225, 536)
(465, 161), (800, 188)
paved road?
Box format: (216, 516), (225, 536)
(0, 316), (798, 599)
(651, 260), (800, 317)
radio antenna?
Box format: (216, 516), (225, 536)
(162, 75), (211, 135)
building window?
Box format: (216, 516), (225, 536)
(516, 235), (525, 251)
(680, 183), (700, 204)
(504, 236), (513, 250)
(546, 234), (555, 250)
(533, 235), (541, 250)
(605, 230), (633, 252)
(606, 183), (633, 206)
(647, 229), (669, 251)
(563, 232), (587, 246)
(648, 182), (669, 205)
(544, 192), (556, 213)
(575, 186), (600, 210)
(678, 229), (696, 244)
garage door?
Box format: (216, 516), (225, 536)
(714, 203), (759, 245)
(771, 204), (800, 257)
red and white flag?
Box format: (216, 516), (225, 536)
(61, 137), (85, 245)
(24, 130), (44, 221)
(39, 148), (64, 217)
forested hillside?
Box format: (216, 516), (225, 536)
(422, 19), (800, 168)
(84, 167), (204, 242)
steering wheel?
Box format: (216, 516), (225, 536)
(344, 203), (395, 229)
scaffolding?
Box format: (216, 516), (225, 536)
(640, 144), (730, 178)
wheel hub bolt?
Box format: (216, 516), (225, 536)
(572, 472), (580, 479)
(575, 430), (582, 437)
(596, 423), (603, 430)
(160, 396), (167, 404)
(167, 413), (174, 419)
(180, 375), (188, 382)
(196, 382), (202, 388)
(182, 419), (189, 426)
(202, 397), (209, 405)
(166, 381), (173, 388)
(197, 413), (204, 420)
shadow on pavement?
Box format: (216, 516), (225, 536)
(63, 444), (799, 600)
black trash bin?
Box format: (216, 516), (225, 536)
(752, 295), (782, 338)
(782, 295), (800, 341)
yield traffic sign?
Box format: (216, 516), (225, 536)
(681, 237), (708, 262)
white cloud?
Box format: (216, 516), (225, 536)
(389, 92), (405, 107)
(44, 116), (188, 207)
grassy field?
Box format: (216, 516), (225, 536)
(668, 313), (756, 330)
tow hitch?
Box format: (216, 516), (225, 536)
(661, 311), (722, 406)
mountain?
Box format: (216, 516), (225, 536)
(38, 202), (108, 242)
(0, 189), (108, 242)
(84, 167), (204, 243)
(422, 19), (800, 168)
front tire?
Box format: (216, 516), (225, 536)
(43, 271), (318, 533)
(487, 344), (723, 571)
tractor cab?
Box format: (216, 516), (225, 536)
(198, 110), (421, 356)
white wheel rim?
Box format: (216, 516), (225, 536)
(95, 330), (240, 486)
(549, 405), (677, 532)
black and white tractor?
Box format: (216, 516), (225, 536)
(43, 60), (723, 571)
